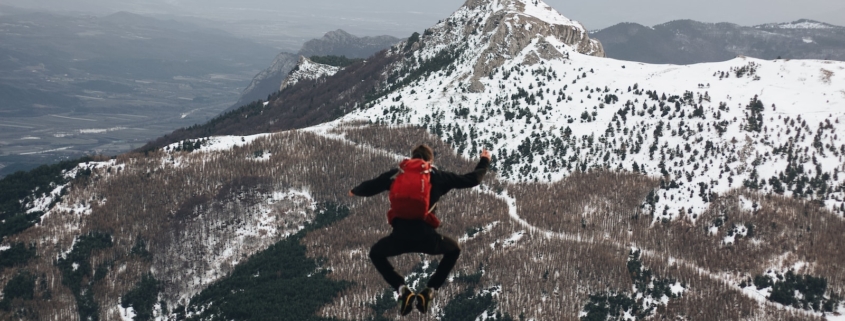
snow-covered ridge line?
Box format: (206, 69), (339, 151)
(163, 133), (271, 154)
(280, 56), (341, 91)
(756, 20), (839, 30)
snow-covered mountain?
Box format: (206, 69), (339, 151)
(757, 19), (841, 30)
(2, 0), (844, 320)
(331, 0), (845, 222)
(592, 19), (845, 64)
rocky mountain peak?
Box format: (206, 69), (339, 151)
(279, 56), (341, 91)
(415, 0), (604, 92)
(297, 29), (401, 58)
(320, 29), (355, 41)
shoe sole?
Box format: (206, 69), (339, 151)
(400, 293), (415, 316)
(415, 294), (429, 314)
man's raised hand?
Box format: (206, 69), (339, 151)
(480, 148), (491, 161)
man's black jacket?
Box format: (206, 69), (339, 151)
(351, 157), (490, 227)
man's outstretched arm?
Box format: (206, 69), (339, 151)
(440, 149), (492, 189)
(349, 169), (398, 197)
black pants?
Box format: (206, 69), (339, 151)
(369, 219), (461, 290)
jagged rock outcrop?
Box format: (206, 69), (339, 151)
(409, 0), (604, 92)
(279, 56), (341, 91)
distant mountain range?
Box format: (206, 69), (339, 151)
(591, 19), (845, 64)
(232, 30), (401, 109)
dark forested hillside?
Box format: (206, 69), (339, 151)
(310, 55), (365, 68)
(139, 49), (401, 152)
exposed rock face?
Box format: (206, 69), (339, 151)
(411, 0), (604, 92)
(279, 56), (341, 91)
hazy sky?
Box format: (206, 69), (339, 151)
(4, 0), (844, 39)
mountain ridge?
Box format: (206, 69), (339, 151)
(591, 18), (845, 64)
(231, 29), (401, 109)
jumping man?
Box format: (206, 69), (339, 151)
(349, 144), (491, 315)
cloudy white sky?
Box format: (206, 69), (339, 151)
(3, 0), (844, 45)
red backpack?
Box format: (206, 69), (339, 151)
(387, 158), (441, 227)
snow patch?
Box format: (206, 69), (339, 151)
(739, 196), (756, 212)
(776, 21), (834, 29)
(250, 150), (272, 161)
(827, 307), (845, 321)
(723, 224), (749, 244)
(670, 281), (686, 296)
(503, 231), (524, 247)
(164, 134), (271, 154)
(118, 305), (135, 321)
(517, 0), (583, 30)
(26, 185), (67, 214)
(79, 127), (127, 134)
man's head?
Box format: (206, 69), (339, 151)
(411, 144), (434, 162)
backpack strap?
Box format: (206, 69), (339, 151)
(390, 168), (402, 180)
(427, 202), (437, 214)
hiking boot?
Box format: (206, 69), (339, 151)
(397, 285), (416, 316)
(415, 287), (435, 314)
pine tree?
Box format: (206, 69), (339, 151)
(745, 96), (765, 132)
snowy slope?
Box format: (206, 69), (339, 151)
(330, 0), (845, 222)
(756, 19), (841, 30)
(279, 56), (341, 91)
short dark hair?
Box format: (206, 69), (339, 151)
(411, 144), (433, 161)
